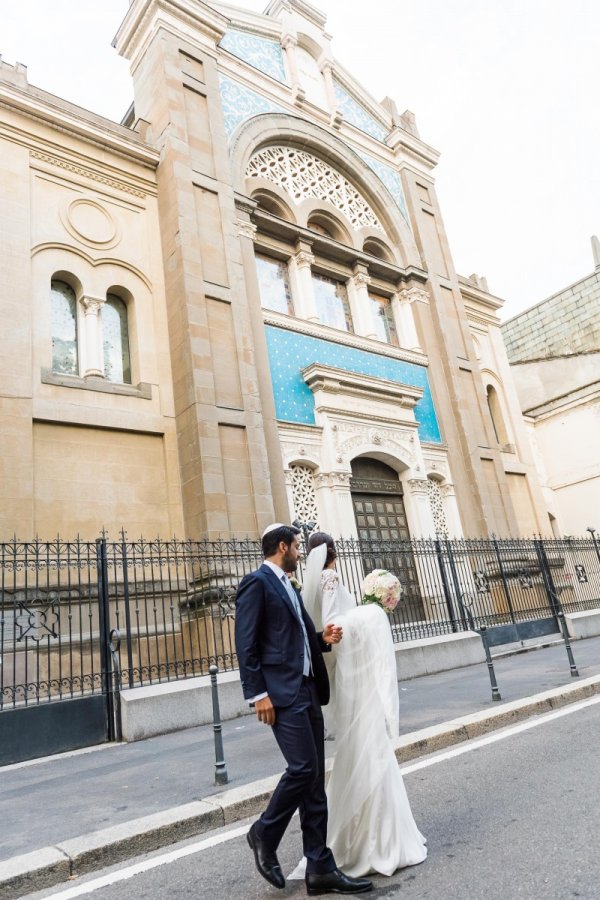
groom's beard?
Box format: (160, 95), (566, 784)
(282, 549), (298, 573)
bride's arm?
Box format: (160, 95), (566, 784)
(321, 569), (341, 624)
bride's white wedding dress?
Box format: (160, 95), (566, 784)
(291, 551), (427, 879)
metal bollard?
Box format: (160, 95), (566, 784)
(557, 611), (579, 677)
(480, 626), (502, 701)
(209, 665), (229, 786)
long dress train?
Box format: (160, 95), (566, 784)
(291, 564), (427, 878)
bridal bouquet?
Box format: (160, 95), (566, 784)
(361, 569), (401, 614)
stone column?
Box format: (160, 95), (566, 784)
(441, 482), (463, 537)
(393, 288), (424, 352)
(80, 295), (105, 378)
(320, 60), (343, 128)
(281, 34), (305, 104)
(348, 266), (375, 339)
(329, 472), (357, 538)
(405, 477), (436, 538)
(289, 244), (318, 321)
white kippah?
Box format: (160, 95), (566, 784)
(262, 522), (287, 538)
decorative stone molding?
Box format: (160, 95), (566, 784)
(262, 311), (428, 366)
(31, 150), (146, 199)
(315, 471), (352, 488)
(294, 249), (316, 269)
(350, 271), (371, 290)
(406, 478), (430, 496)
(334, 429), (416, 469)
(397, 287), (429, 305)
(302, 362), (423, 410)
(236, 218), (257, 240)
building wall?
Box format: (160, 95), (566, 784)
(0, 59), (183, 540)
(0, 0), (551, 541)
(501, 251), (600, 536)
(502, 270), (600, 361)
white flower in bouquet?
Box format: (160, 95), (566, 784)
(361, 569), (401, 614)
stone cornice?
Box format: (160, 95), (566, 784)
(0, 84), (158, 172)
(302, 362), (424, 408)
(262, 311), (429, 366)
(114, 0), (229, 65)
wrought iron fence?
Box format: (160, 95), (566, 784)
(1, 534), (600, 710)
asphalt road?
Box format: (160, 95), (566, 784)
(25, 695), (600, 900)
(5, 634), (600, 864)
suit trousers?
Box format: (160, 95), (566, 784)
(255, 677), (336, 875)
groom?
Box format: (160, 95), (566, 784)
(235, 523), (373, 895)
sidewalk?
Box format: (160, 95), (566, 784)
(1, 633), (600, 895)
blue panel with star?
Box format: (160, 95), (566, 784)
(265, 326), (442, 443)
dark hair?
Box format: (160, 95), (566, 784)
(262, 525), (300, 559)
(307, 532), (337, 568)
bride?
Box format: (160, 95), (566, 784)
(293, 531), (427, 879)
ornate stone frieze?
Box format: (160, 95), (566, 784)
(31, 150), (146, 199)
(406, 478), (430, 495)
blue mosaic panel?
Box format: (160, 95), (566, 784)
(219, 29), (287, 84)
(357, 151), (410, 225)
(265, 326), (442, 443)
(219, 75), (284, 140)
(333, 80), (387, 142)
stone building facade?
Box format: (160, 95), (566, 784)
(501, 239), (600, 536)
(0, 0), (549, 541)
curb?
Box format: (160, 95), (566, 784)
(2, 674), (600, 899)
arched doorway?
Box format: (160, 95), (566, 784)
(350, 458), (422, 619)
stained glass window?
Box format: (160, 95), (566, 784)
(51, 280), (78, 375)
(103, 295), (131, 384)
(368, 293), (398, 345)
(312, 273), (353, 332)
(255, 255), (294, 315)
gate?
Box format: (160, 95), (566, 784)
(0, 539), (120, 765)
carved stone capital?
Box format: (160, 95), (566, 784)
(294, 249), (315, 269)
(236, 218), (257, 241)
(80, 295), (105, 316)
(281, 33), (297, 50)
(440, 482), (456, 498)
(396, 287), (429, 305)
(351, 271), (371, 290)
(406, 478), (430, 496)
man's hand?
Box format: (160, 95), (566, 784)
(255, 695), (276, 726)
(322, 623), (343, 645)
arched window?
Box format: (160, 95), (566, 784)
(51, 280), (78, 375)
(486, 385), (508, 446)
(103, 294), (131, 383)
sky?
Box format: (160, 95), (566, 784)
(2, 0), (599, 320)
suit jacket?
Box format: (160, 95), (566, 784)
(235, 563), (330, 707)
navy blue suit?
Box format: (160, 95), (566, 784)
(235, 564), (336, 875)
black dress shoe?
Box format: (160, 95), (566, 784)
(246, 822), (285, 889)
(306, 867), (373, 895)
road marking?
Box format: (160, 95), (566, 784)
(41, 825), (251, 898)
(44, 694), (600, 898)
(1, 742), (123, 774)
(400, 694), (600, 775)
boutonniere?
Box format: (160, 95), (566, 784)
(289, 577), (302, 591)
